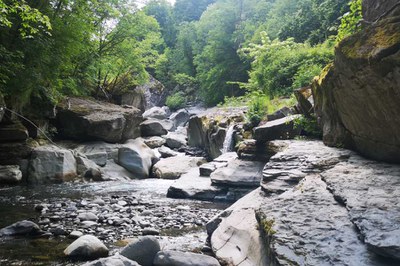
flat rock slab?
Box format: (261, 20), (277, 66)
(322, 156), (400, 260)
(152, 156), (206, 179)
(167, 168), (222, 200)
(254, 114), (301, 142)
(211, 159), (264, 187)
(261, 140), (352, 194)
(258, 176), (393, 266)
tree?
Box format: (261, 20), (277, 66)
(173, 0), (215, 24)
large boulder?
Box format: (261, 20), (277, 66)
(169, 109), (190, 130)
(120, 236), (160, 266)
(363, 0), (399, 22)
(153, 251), (220, 266)
(113, 90), (146, 113)
(136, 75), (166, 108)
(254, 115), (301, 142)
(75, 155), (103, 181)
(152, 156), (206, 179)
(0, 220), (43, 237)
(143, 106), (170, 120)
(207, 190), (267, 266)
(0, 165), (22, 184)
(64, 235), (109, 260)
(28, 145), (77, 184)
(140, 119), (168, 137)
(82, 254), (140, 266)
(56, 97), (142, 143)
(164, 132), (187, 149)
(312, 4), (400, 163)
(210, 159), (265, 187)
(117, 139), (158, 179)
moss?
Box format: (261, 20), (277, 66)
(260, 217), (276, 236)
(340, 18), (400, 59)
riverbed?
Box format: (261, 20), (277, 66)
(0, 179), (230, 265)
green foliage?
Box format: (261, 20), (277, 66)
(173, 0), (216, 23)
(166, 92), (186, 111)
(246, 92), (269, 127)
(294, 115), (322, 138)
(264, 0), (348, 44)
(336, 0), (362, 42)
(240, 32), (334, 97)
(0, 0), (51, 37)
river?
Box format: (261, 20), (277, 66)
(0, 179), (230, 265)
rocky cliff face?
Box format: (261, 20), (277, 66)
(313, 1), (400, 163)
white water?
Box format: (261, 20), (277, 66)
(221, 124), (235, 154)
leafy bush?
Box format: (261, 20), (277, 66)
(166, 92), (186, 111)
(245, 92), (269, 127)
(239, 32), (334, 97)
(336, 0), (362, 42)
(294, 115), (322, 138)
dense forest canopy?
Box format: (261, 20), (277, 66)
(0, 0), (361, 113)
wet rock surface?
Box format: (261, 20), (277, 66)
(0, 179), (228, 265)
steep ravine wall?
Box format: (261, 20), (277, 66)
(313, 0), (400, 163)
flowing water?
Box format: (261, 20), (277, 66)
(0, 180), (230, 265)
(221, 125), (235, 154)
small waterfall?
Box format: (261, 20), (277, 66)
(221, 125), (235, 154)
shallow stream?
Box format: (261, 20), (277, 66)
(0, 179), (230, 265)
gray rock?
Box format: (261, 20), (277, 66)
(164, 132), (187, 149)
(28, 145), (77, 184)
(210, 192), (267, 266)
(152, 156), (206, 179)
(312, 13), (400, 163)
(167, 168), (221, 201)
(140, 119), (168, 137)
(322, 156), (400, 260)
(101, 160), (135, 181)
(0, 165), (22, 184)
(199, 162), (227, 177)
(75, 142), (121, 163)
(142, 228), (159, 236)
(254, 114), (301, 142)
(142, 136), (166, 149)
(117, 139), (158, 179)
(363, 0), (399, 22)
(113, 90), (146, 112)
(56, 97), (142, 143)
(169, 109), (190, 129)
(158, 146), (178, 158)
(0, 220), (43, 237)
(69, 230), (84, 239)
(153, 251), (220, 266)
(64, 235), (109, 259)
(76, 155), (102, 181)
(143, 106), (170, 120)
(261, 141), (351, 194)
(210, 159), (264, 187)
(120, 236), (160, 266)
(266, 106), (295, 122)
(82, 254), (140, 266)
(258, 176), (391, 266)
(78, 212), (98, 222)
